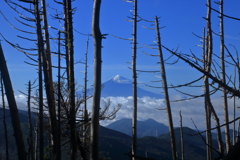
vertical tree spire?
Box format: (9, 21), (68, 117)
(90, 0), (102, 159)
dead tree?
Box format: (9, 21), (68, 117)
(38, 1), (60, 159)
(0, 43), (27, 160)
(218, 0), (231, 152)
(0, 71), (9, 160)
(90, 0), (103, 159)
(62, 0), (77, 159)
(179, 111), (184, 160)
(57, 31), (62, 160)
(83, 36), (90, 159)
(154, 16), (177, 160)
(127, 1), (138, 159)
(197, 26), (224, 158)
(161, 41), (240, 160)
(204, 2), (213, 157)
(27, 80), (35, 160)
(33, 0), (45, 158)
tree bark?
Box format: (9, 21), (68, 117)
(27, 81), (34, 160)
(83, 37), (90, 159)
(179, 111), (184, 160)
(64, 0), (77, 159)
(131, 1), (138, 159)
(33, 1), (45, 159)
(90, 0), (102, 160)
(57, 31), (62, 160)
(204, 1), (214, 159)
(0, 73), (9, 160)
(34, 0), (59, 159)
(219, 0), (231, 152)
(155, 16), (177, 160)
(0, 43), (27, 160)
(208, 101), (224, 158)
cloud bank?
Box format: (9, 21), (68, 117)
(0, 94), (239, 131)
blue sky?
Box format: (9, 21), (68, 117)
(1, 0), (240, 129)
(1, 0), (240, 94)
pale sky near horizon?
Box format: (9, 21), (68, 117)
(1, 0), (240, 129)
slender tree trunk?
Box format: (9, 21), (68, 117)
(219, 0), (231, 152)
(202, 26), (224, 158)
(34, 120), (38, 160)
(0, 73), (9, 160)
(90, 0), (102, 159)
(64, 0), (77, 159)
(179, 111), (184, 160)
(155, 16), (177, 160)
(41, 0), (60, 158)
(131, 1), (138, 159)
(233, 67), (236, 144)
(0, 43), (27, 160)
(204, 1), (214, 159)
(209, 102), (224, 158)
(63, 0), (69, 81)
(83, 37), (90, 158)
(27, 81), (34, 160)
(57, 31), (62, 160)
(34, 0), (59, 159)
(33, 1), (44, 159)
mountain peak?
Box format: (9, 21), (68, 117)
(111, 75), (131, 84)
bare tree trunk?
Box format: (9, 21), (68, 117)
(57, 31), (62, 160)
(204, 1), (214, 159)
(131, 1), (138, 159)
(201, 26), (224, 158)
(219, 0), (231, 152)
(63, 0), (69, 81)
(33, 1), (44, 158)
(27, 81), (34, 160)
(233, 67), (236, 144)
(64, 0), (77, 159)
(0, 43), (27, 160)
(90, 0), (102, 159)
(209, 102), (224, 158)
(34, 0), (59, 159)
(83, 37), (90, 159)
(154, 16), (177, 160)
(0, 73), (9, 160)
(34, 121), (38, 160)
(41, 0), (60, 158)
(179, 111), (184, 160)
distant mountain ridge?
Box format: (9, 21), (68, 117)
(0, 108), (220, 160)
(106, 118), (169, 137)
(79, 75), (164, 98)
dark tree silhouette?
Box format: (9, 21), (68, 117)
(0, 43), (27, 160)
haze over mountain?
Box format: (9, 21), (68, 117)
(106, 118), (169, 137)
(81, 75), (164, 98)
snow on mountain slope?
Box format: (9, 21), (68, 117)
(79, 75), (164, 99)
(112, 75), (131, 84)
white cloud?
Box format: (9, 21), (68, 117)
(96, 95), (240, 131)
(1, 94), (239, 132)
(0, 94), (29, 110)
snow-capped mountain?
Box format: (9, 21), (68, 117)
(111, 75), (131, 84)
(81, 75), (163, 99)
